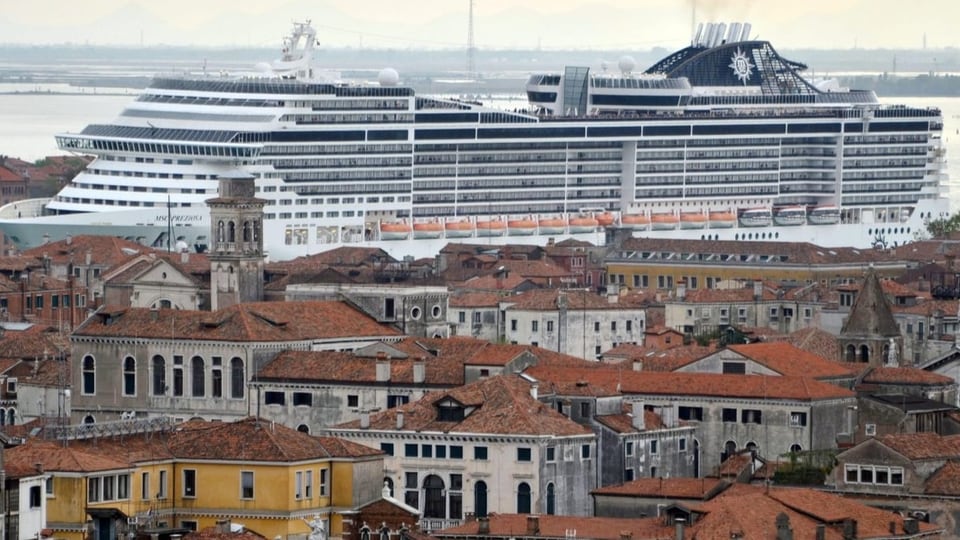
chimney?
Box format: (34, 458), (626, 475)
(753, 279), (762, 301)
(216, 520), (232, 534)
(413, 357), (426, 384)
(150, 308), (159, 321)
(85, 249), (92, 266)
(181, 250), (189, 264)
(675, 521), (685, 540)
(774, 513), (792, 540)
(376, 352), (390, 382)
(841, 519), (857, 540)
(903, 518), (919, 535)
(360, 411), (370, 429)
(478, 517), (490, 535)
(677, 279), (686, 301)
(631, 401), (645, 430)
(619, 532), (632, 540)
(65, 234), (72, 245)
(34, 463), (43, 474)
(530, 382), (539, 401)
(396, 411), (404, 430)
(815, 524), (826, 540)
(608, 283), (619, 303)
(888, 522), (896, 535)
(526, 516), (539, 535)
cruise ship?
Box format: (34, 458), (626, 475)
(0, 21), (949, 260)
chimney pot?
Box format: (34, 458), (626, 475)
(396, 411), (404, 430)
(360, 411), (370, 429)
(478, 517), (490, 535)
(413, 358), (426, 384)
(631, 401), (645, 430)
(526, 516), (539, 535)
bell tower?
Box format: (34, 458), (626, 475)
(207, 174), (266, 311)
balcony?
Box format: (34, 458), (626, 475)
(419, 518), (463, 533)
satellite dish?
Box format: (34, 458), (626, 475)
(618, 55), (637, 75)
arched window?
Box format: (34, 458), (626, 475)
(243, 220), (252, 242)
(227, 221), (236, 243)
(516, 482), (531, 514)
(546, 483), (556, 515)
(152, 355), (166, 395)
(790, 444), (802, 454)
(845, 344), (856, 362)
(422, 475), (445, 518)
(82, 355), (96, 395)
(383, 477), (394, 497)
(474, 480), (488, 518)
(230, 357), (245, 399)
(746, 441), (758, 455)
(6, 409), (13, 425)
(191, 356), (205, 397)
(297, 424), (310, 434)
(217, 220), (225, 243)
(0, 408), (6, 426)
(83, 415), (95, 424)
(859, 344), (870, 363)
(722, 440), (737, 462)
(123, 356), (136, 396)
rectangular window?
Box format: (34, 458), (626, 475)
(789, 412), (808, 427)
(421, 444), (433, 458)
(450, 445), (463, 459)
(320, 469), (329, 497)
(29, 485), (41, 508)
(458, 311), (466, 323)
(348, 394), (359, 408)
(678, 406), (704, 421)
(183, 469), (197, 498)
(404, 443), (418, 457)
(722, 408), (737, 422)
(510, 319), (517, 331)
(722, 362), (746, 374)
(581, 444), (591, 460)
(88, 477), (101, 502)
(517, 447), (532, 462)
(546, 447), (556, 462)
(158, 470), (168, 499)
(594, 321), (600, 332)
(295, 471), (303, 499)
(240, 471), (254, 499)
(625, 441), (634, 457)
(547, 320), (555, 332)
(624, 468), (635, 482)
(626, 320), (633, 332)
(741, 409), (762, 424)
(650, 440), (658, 454)
(264, 391), (285, 405)
(580, 402), (590, 417)
(141, 472), (150, 500)
(293, 392), (312, 406)
(679, 438), (687, 452)
(532, 320), (539, 332)
(305, 470), (313, 498)
(46, 477), (54, 497)
(380, 443), (395, 456)
(436, 445), (447, 459)
(474, 446), (488, 460)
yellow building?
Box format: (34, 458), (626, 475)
(4, 417), (384, 540)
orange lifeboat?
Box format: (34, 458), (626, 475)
(569, 216), (600, 233)
(679, 212), (708, 230)
(650, 212), (680, 230)
(708, 210), (737, 229)
(379, 221), (412, 240)
(476, 219), (506, 237)
(538, 217), (568, 235)
(444, 219), (475, 238)
(412, 221), (444, 239)
(621, 214), (650, 231)
(508, 218), (538, 236)
(595, 212), (616, 227)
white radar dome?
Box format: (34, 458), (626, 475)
(254, 62), (273, 74)
(378, 67), (400, 87)
(176, 240), (189, 252)
(618, 55), (637, 74)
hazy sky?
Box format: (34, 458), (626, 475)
(2, 0), (958, 50)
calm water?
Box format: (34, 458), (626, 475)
(1, 89), (959, 210)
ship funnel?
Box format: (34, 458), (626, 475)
(693, 22), (704, 46)
(740, 23), (752, 42)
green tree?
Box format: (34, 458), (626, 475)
(926, 211), (960, 238)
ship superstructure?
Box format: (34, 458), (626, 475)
(0, 21), (948, 260)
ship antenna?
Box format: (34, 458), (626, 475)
(466, 0), (477, 79)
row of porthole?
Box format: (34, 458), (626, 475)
(867, 227), (910, 235)
(409, 305), (443, 321)
(733, 232), (781, 241)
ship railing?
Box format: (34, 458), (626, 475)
(418, 518), (463, 533)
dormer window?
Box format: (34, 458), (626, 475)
(436, 398), (466, 422)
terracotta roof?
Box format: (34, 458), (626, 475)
(22, 235), (149, 267)
(726, 342), (855, 379)
(592, 477), (725, 499)
(267, 246), (393, 274)
(717, 452), (754, 477)
(924, 460), (960, 495)
(0, 328), (69, 361)
(893, 298), (959, 316)
(632, 345), (717, 371)
(618, 237), (898, 265)
(594, 409), (666, 433)
(168, 417), (348, 462)
(184, 527), (266, 540)
(878, 432), (960, 460)
(336, 374), (592, 437)
(780, 326), (841, 362)
(4, 439), (131, 473)
(503, 288), (636, 310)
(495, 259), (574, 278)
(861, 366), (955, 385)
(524, 365), (855, 401)
(73, 300), (399, 342)
(437, 513), (672, 540)
(449, 291), (504, 308)
(455, 273), (532, 292)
